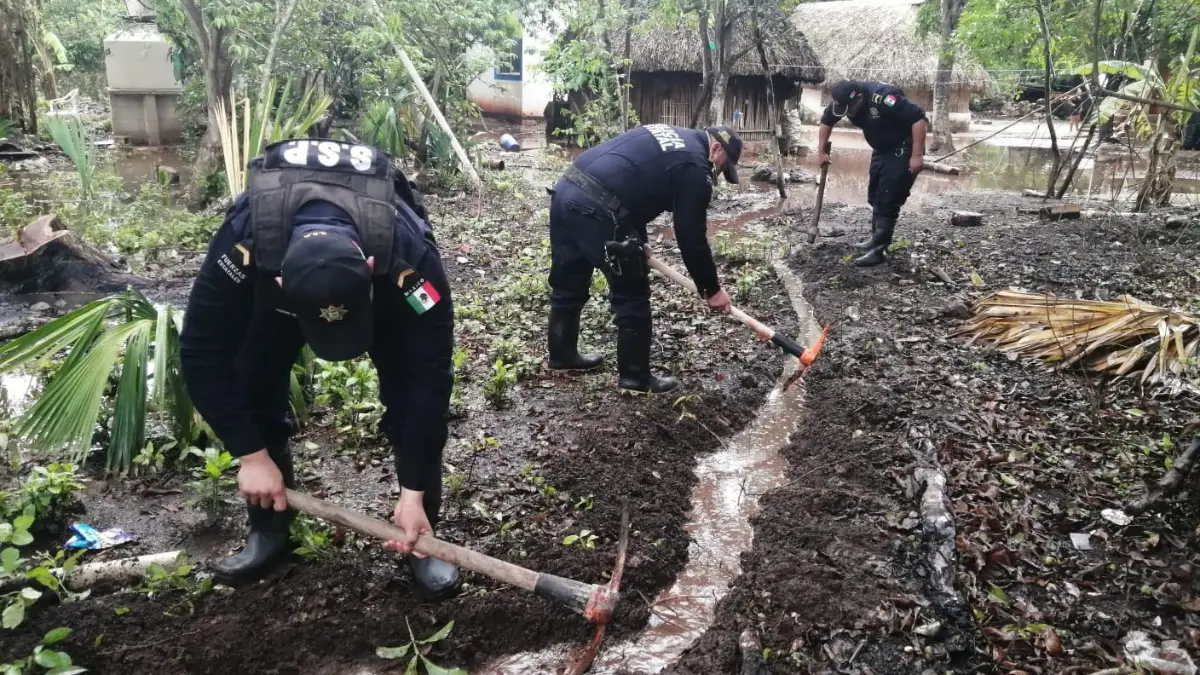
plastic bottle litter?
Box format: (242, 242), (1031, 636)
(500, 133), (521, 152)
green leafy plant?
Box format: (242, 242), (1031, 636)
(290, 514), (338, 561)
(0, 119), (14, 138)
(2, 463), (84, 528)
(185, 448), (238, 523)
(43, 115), (94, 204)
(483, 359), (516, 408)
(0, 290), (193, 474)
(733, 270), (761, 304)
(25, 548), (89, 607)
(131, 439), (176, 476)
(135, 554), (213, 617)
(312, 357), (382, 446)
(0, 626), (86, 674)
(1, 509), (36, 630)
(562, 530), (597, 549)
(449, 347), (469, 411)
(375, 618), (464, 674)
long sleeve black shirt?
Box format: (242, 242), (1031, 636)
(179, 195), (453, 492)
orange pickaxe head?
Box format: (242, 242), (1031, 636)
(784, 323), (830, 390)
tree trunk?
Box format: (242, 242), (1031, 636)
(621, 2), (633, 131)
(752, 5), (785, 199)
(690, 7), (714, 128)
(930, 0), (964, 153)
(180, 0), (233, 206)
(708, 69), (729, 126)
(0, 0), (39, 133)
(1035, 0), (1062, 197)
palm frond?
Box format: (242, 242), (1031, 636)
(214, 78), (334, 199)
(17, 320), (146, 463)
(955, 290), (1200, 395)
(43, 115), (95, 202)
(0, 297), (114, 371)
(109, 324), (151, 473)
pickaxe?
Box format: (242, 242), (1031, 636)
(644, 252), (828, 388)
(285, 489), (629, 630)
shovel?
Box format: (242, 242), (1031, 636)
(644, 251), (828, 387)
(807, 140), (832, 244)
(284, 489), (628, 627)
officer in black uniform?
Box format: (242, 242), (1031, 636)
(179, 138), (460, 598)
(817, 80), (928, 267)
(544, 124), (739, 393)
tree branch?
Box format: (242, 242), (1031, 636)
(179, 0), (211, 58)
(258, 0), (305, 105)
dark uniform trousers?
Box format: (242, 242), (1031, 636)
(868, 141), (918, 220)
(234, 292), (444, 526)
(548, 181), (651, 329)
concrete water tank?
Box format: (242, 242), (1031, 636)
(104, 22), (183, 145)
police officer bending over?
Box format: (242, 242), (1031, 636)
(817, 80), (928, 267)
(545, 124), (740, 393)
(180, 138), (460, 598)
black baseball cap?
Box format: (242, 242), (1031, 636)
(830, 80), (864, 115)
(705, 126), (743, 184)
(281, 226), (373, 361)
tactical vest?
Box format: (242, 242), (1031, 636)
(248, 138), (398, 275)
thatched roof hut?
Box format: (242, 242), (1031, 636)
(790, 0), (992, 95)
(626, 18), (826, 84)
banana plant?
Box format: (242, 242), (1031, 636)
(0, 290), (194, 474)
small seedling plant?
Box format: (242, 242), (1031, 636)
(1, 626), (86, 675)
(483, 359), (516, 408)
(134, 554), (213, 617)
(186, 448), (238, 523)
(2, 464), (85, 527)
(289, 514), (338, 561)
(375, 618), (465, 674)
(563, 530), (597, 549)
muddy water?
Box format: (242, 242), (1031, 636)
(478, 264), (822, 675)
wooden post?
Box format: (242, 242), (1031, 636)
(363, 0), (481, 190)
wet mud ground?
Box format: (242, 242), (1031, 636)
(5, 142), (1200, 674)
(0, 156), (799, 673)
(668, 192), (1200, 674)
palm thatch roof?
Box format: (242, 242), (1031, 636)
(626, 17), (826, 83)
(791, 0), (993, 93)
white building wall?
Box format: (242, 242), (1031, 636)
(466, 13), (563, 119)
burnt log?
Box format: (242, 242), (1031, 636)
(0, 214), (145, 295)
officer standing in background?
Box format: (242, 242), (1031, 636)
(180, 138), (460, 598)
(817, 79), (928, 267)
(544, 124), (739, 393)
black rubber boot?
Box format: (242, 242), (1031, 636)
(211, 444), (295, 585)
(547, 309), (604, 371)
(853, 216), (896, 267)
(409, 555), (461, 599)
(854, 215), (887, 251)
(616, 323), (679, 393)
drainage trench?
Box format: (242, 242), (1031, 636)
(479, 261), (821, 674)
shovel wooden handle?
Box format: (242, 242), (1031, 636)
(807, 140), (832, 244)
(284, 489), (615, 623)
(645, 254), (805, 358)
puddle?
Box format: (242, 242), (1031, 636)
(478, 262), (822, 675)
(0, 372), (39, 419)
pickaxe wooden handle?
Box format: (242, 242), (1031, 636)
(807, 139), (832, 244)
(645, 253), (806, 359)
(284, 489), (619, 625)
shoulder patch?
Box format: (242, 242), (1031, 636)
(883, 94), (897, 107)
(216, 239), (254, 285)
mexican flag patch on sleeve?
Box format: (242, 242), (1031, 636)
(405, 279), (441, 314)
(883, 94), (897, 107)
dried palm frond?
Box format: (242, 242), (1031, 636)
(955, 289), (1200, 395)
